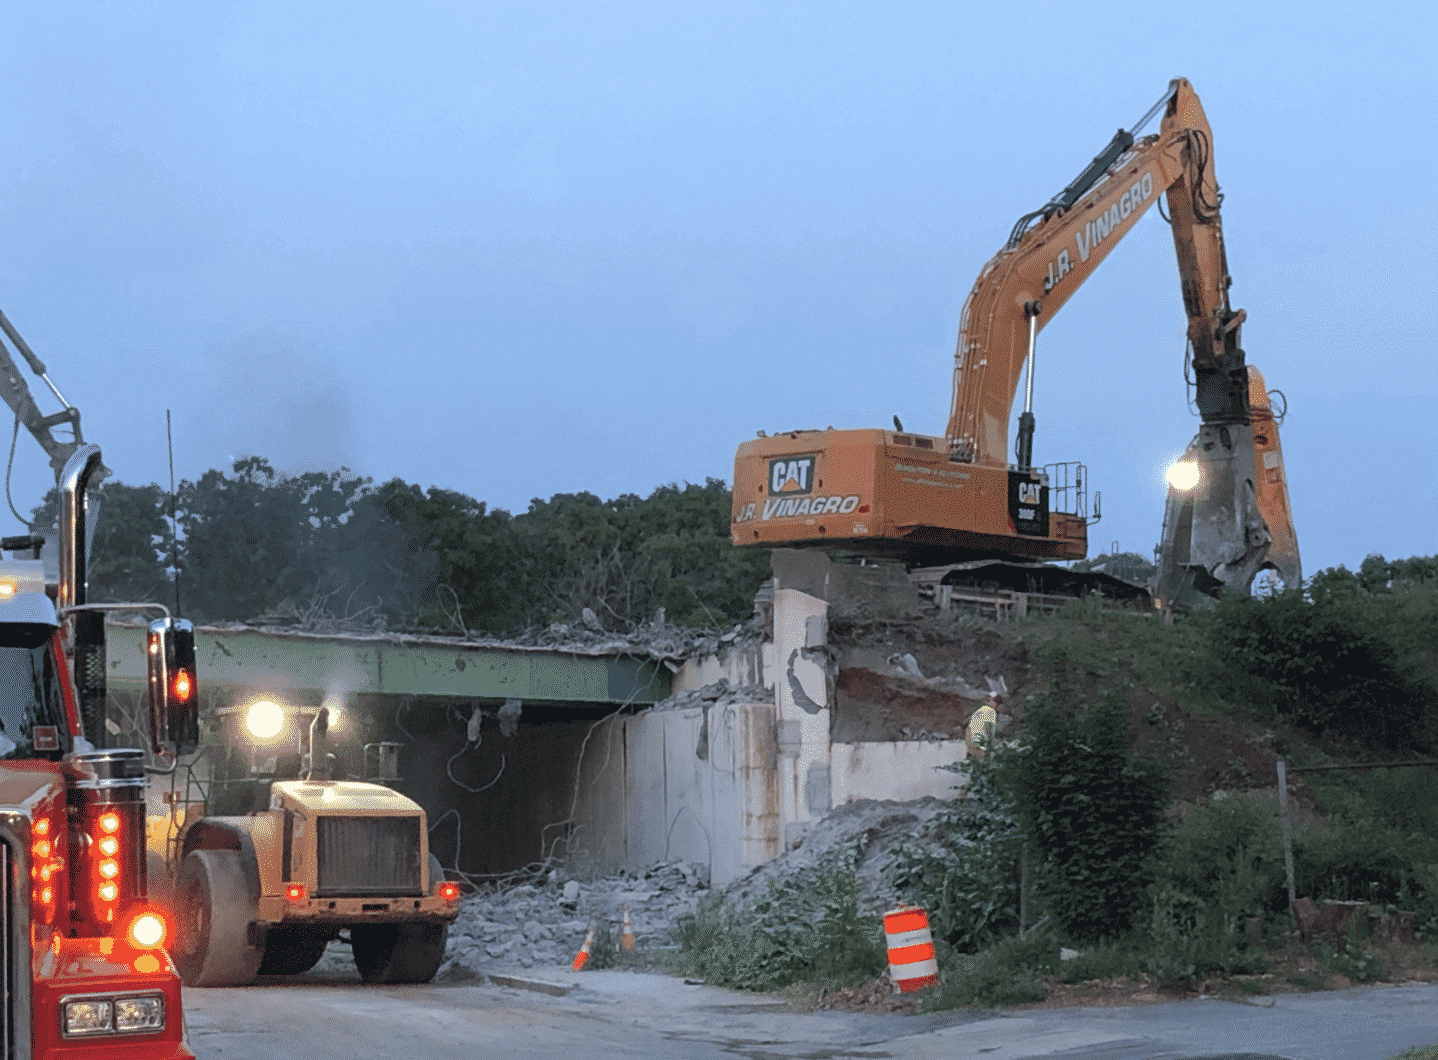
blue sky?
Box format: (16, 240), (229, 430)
(2, 1), (1433, 578)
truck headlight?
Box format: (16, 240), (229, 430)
(114, 995), (165, 1032)
(61, 993), (165, 1036)
(63, 999), (111, 1036)
(245, 700), (285, 740)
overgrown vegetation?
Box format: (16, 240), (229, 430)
(673, 850), (887, 992)
(675, 564), (1438, 1006)
(25, 460), (769, 632)
(1193, 568), (1438, 749)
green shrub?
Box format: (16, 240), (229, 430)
(890, 758), (1024, 954)
(1408, 863), (1438, 939)
(1195, 575), (1438, 750)
(1160, 794), (1286, 917)
(1315, 915), (1389, 983)
(985, 673), (1171, 944)
(1292, 818), (1430, 906)
(1142, 887), (1263, 988)
(1054, 941), (1145, 984)
(924, 929), (1056, 1009)
(1363, 768), (1438, 837)
(672, 854), (886, 991)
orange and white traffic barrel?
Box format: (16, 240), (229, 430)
(884, 905), (939, 992)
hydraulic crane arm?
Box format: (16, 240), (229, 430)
(946, 78), (1245, 467)
(0, 307), (87, 484)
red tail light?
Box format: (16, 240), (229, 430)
(438, 881), (460, 902)
(284, 883), (306, 902)
(172, 669), (193, 703)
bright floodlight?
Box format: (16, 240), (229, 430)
(1165, 460), (1200, 491)
(245, 700), (285, 740)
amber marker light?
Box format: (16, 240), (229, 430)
(132, 953), (162, 974)
(98, 812), (121, 834)
(0, 581), (16, 598)
(284, 883), (306, 902)
(99, 835), (118, 857)
(173, 669), (193, 702)
(438, 881), (460, 902)
(98, 882), (118, 903)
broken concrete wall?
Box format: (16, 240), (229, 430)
(672, 637), (770, 693)
(569, 700), (780, 888)
(774, 586), (831, 852)
(560, 549), (1004, 886)
(831, 740), (967, 805)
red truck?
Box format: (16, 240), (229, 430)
(0, 308), (198, 1056)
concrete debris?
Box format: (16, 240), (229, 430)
(718, 798), (952, 918)
(648, 678), (769, 713)
(889, 652), (924, 679)
(427, 861), (712, 980)
(188, 613), (767, 666)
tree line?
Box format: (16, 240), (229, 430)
(30, 458), (770, 633)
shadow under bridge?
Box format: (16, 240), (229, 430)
(102, 624), (674, 879)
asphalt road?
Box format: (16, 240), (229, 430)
(181, 964), (1438, 1060)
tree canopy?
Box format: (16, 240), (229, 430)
(28, 459), (770, 633)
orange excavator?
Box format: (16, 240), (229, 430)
(731, 78), (1300, 603)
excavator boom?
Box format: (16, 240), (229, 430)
(948, 79), (1243, 466)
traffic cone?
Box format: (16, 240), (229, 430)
(620, 905), (636, 953)
(571, 924), (596, 971)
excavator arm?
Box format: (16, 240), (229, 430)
(946, 78), (1243, 465)
(944, 78), (1298, 601)
(0, 307), (87, 483)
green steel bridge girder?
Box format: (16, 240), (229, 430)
(103, 626), (672, 706)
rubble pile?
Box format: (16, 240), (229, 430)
(719, 798), (952, 918)
(433, 861), (713, 979)
(309, 800), (951, 983)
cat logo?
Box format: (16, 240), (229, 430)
(1008, 470), (1049, 537)
(769, 456), (815, 496)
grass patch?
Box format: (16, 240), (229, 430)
(672, 855), (886, 992)
(1054, 941), (1145, 984)
(1389, 1048), (1438, 1060)
(922, 930), (1055, 1009)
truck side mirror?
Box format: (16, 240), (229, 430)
(147, 618), (199, 756)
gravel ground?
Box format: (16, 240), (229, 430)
(375, 860), (713, 980)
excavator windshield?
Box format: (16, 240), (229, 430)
(0, 631), (73, 759)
